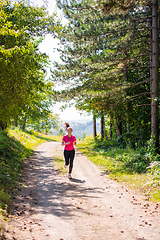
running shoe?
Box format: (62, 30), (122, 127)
(68, 174), (71, 179)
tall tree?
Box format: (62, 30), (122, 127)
(150, 0), (159, 149)
(0, 0), (61, 128)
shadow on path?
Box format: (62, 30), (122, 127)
(14, 149), (102, 220)
(69, 178), (86, 183)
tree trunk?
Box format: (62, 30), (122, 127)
(116, 117), (122, 136)
(151, 0), (159, 150)
(101, 111), (104, 141)
(93, 114), (97, 139)
(124, 63), (130, 133)
(22, 119), (26, 130)
(14, 121), (18, 127)
(110, 114), (113, 141)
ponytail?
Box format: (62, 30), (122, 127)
(64, 122), (70, 131)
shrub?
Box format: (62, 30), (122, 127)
(116, 152), (147, 173)
(147, 161), (160, 187)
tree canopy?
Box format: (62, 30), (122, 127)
(0, 0), (62, 130)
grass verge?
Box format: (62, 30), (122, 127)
(49, 142), (68, 176)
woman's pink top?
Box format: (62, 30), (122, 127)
(62, 135), (76, 151)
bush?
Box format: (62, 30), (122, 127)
(93, 136), (124, 150)
(115, 152), (148, 173)
(147, 161), (160, 187)
(80, 135), (160, 175)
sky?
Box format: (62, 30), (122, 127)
(32, 0), (93, 122)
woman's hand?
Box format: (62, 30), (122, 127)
(62, 141), (70, 146)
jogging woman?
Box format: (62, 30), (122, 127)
(62, 125), (76, 179)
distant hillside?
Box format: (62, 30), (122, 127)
(52, 120), (101, 139)
(69, 121), (100, 139)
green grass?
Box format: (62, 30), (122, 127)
(53, 156), (68, 175)
(8, 128), (60, 150)
(78, 136), (160, 203)
(50, 141), (68, 175)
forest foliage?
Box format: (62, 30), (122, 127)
(0, 0), (62, 132)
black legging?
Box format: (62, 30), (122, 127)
(64, 149), (75, 174)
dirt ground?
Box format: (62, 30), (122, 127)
(2, 141), (160, 240)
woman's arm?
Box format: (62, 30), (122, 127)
(62, 140), (70, 146)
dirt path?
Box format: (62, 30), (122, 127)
(3, 141), (160, 240)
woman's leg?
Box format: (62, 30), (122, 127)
(69, 149), (75, 174)
(64, 150), (70, 166)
